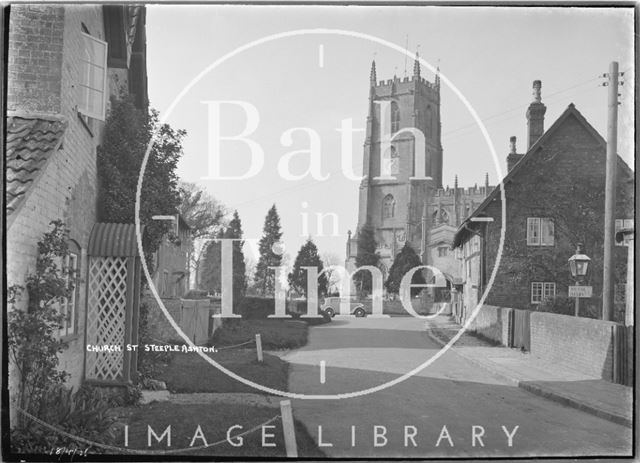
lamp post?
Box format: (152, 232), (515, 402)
(568, 243), (591, 317)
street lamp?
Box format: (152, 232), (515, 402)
(568, 243), (591, 317)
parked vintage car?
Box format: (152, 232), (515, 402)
(320, 296), (370, 318)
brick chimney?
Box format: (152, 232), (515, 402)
(507, 136), (524, 172)
(526, 80), (546, 149)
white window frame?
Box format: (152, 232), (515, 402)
(438, 246), (448, 257)
(78, 32), (108, 121)
(531, 281), (556, 304)
(527, 217), (554, 246)
(59, 253), (79, 337)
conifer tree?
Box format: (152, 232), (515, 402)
(354, 222), (379, 295)
(288, 238), (327, 298)
(200, 229), (224, 294)
(225, 210), (247, 302)
(385, 242), (426, 296)
(254, 205), (283, 296)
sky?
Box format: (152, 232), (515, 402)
(146, 5), (635, 266)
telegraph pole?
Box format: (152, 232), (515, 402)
(602, 61), (619, 321)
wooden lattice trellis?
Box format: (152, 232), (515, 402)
(84, 222), (143, 385)
(85, 256), (128, 381)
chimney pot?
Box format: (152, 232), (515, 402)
(527, 80), (546, 148)
(509, 136), (517, 154)
(532, 80), (542, 103)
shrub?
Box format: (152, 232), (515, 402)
(11, 384), (118, 454)
(8, 221), (74, 427)
(235, 296), (275, 319)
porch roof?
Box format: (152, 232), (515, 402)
(88, 223), (144, 257)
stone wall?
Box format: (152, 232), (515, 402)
(529, 311), (618, 380)
(465, 304), (511, 346)
(465, 305), (620, 381)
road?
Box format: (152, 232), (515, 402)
(280, 316), (632, 458)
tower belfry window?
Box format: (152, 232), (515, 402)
(391, 102), (400, 133)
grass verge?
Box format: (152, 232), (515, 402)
(211, 319), (308, 350)
(120, 402), (324, 457)
(157, 349), (288, 394)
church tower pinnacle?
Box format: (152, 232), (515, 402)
(413, 52), (421, 79)
(370, 60), (377, 87)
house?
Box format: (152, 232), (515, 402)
(452, 80), (634, 321)
(6, 5), (148, 394)
(151, 214), (192, 299)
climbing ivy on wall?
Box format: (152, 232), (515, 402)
(97, 97), (186, 270)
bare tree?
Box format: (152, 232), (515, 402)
(178, 181), (227, 288)
(322, 252), (343, 295)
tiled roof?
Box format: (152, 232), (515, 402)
(6, 114), (67, 218)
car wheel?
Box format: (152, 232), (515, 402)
(325, 307), (335, 318)
(354, 307), (366, 318)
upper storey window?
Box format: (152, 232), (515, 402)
(391, 102), (400, 133)
(527, 217), (554, 246)
(78, 32), (108, 121)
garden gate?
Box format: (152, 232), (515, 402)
(84, 223), (142, 385)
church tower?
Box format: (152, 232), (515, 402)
(349, 54), (443, 277)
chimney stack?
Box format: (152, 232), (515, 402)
(526, 80), (546, 149)
(507, 135), (524, 172)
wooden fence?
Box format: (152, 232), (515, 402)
(612, 325), (633, 386)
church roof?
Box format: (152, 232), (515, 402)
(451, 103), (628, 249)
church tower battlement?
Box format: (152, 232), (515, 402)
(430, 174), (494, 231)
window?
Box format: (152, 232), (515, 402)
(527, 218), (554, 246)
(391, 102), (400, 133)
(383, 145), (399, 176)
(78, 32), (108, 121)
(531, 282), (555, 304)
(59, 251), (79, 337)
(389, 146), (399, 175)
(383, 194), (395, 219)
(615, 219), (634, 246)
(438, 246), (448, 257)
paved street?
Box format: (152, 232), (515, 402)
(281, 317), (632, 458)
